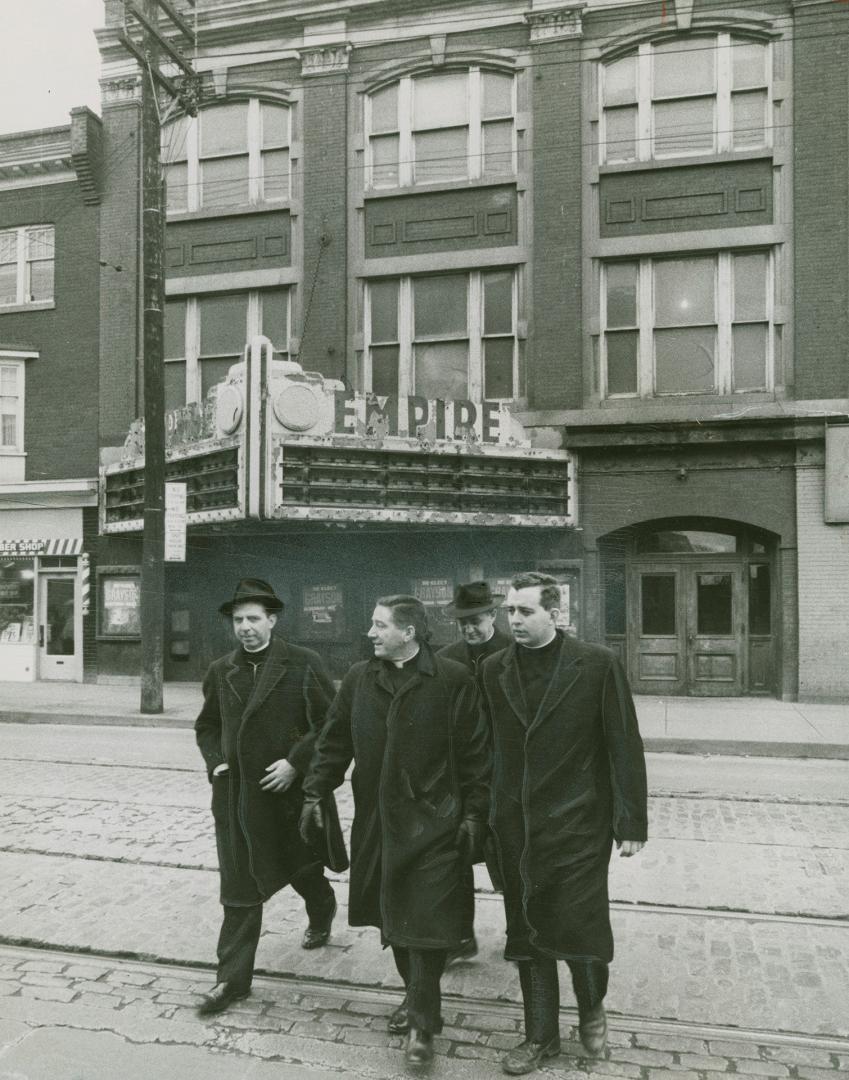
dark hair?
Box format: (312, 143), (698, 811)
(510, 572), (562, 612)
(375, 594), (431, 642)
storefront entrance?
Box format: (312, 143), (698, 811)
(39, 573), (80, 681)
(601, 521), (776, 697)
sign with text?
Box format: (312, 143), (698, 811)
(165, 483), (187, 562)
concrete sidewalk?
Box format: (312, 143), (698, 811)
(0, 678), (846, 757)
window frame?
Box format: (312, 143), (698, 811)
(599, 250), (775, 399)
(162, 98), (292, 213)
(599, 34), (772, 164)
(164, 288), (291, 406)
(0, 225), (55, 308)
(0, 358), (25, 454)
(363, 270), (519, 401)
(365, 67), (517, 190)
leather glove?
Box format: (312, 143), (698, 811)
(299, 798), (325, 846)
(455, 818), (485, 864)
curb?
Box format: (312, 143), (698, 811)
(0, 710), (195, 729)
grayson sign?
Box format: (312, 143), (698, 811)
(335, 392), (505, 445)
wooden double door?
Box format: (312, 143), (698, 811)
(630, 558), (748, 696)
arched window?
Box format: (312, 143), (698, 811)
(366, 67), (515, 189)
(600, 35), (770, 163)
(162, 99), (291, 212)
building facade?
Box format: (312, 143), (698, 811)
(89, 0), (847, 697)
(0, 111), (103, 683)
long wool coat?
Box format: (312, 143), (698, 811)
(195, 636), (340, 906)
(480, 633), (647, 963)
(303, 645), (491, 949)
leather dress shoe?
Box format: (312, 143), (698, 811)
(445, 936), (479, 966)
(405, 1028), (434, 1068)
(501, 1037), (560, 1075)
(388, 999), (409, 1034)
(302, 894), (337, 949)
(578, 1002), (608, 1056)
(197, 982), (250, 1016)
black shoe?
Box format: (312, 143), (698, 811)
(302, 893), (337, 949)
(445, 936), (478, 966)
(197, 982), (250, 1017)
(388, 998), (409, 1034)
(501, 1037), (560, 1075)
(578, 1002), (607, 1056)
(405, 1028), (434, 1068)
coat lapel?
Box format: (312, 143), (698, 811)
(243, 636), (289, 719)
(497, 644), (529, 726)
(528, 635), (583, 735)
(223, 649), (243, 704)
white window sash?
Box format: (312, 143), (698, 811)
(0, 226), (54, 305)
(0, 362), (24, 451)
(467, 68), (482, 182)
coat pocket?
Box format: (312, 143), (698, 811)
(211, 771), (230, 823)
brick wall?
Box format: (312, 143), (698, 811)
(529, 37), (583, 409)
(796, 465), (849, 699)
(793, 8), (849, 399)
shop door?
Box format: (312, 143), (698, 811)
(39, 575), (80, 680)
(631, 566), (686, 695)
(685, 564), (744, 696)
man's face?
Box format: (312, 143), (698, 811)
(458, 609), (496, 645)
(505, 586), (558, 648)
(367, 604), (412, 661)
(232, 602), (276, 651)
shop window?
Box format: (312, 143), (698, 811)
(0, 225), (54, 307)
(600, 35), (770, 163)
(601, 251), (773, 398)
(162, 99), (291, 212)
(0, 561), (35, 643)
(364, 270), (518, 400)
(164, 288), (289, 408)
(366, 68), (515, 189)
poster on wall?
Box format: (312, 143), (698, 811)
(413, 577), (456, 645)
(300, 583), (345, 639)
(99, 574), (142, 638)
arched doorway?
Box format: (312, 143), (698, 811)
(599, 518), (777, 697)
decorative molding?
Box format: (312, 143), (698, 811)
(675, 0), (695, 31)
(298, 43), (352, 78)
(430, 34), (447, 66)
(100, 76), (141, 106)
(525, 4), (585, 42)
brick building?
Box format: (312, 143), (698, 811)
(90, 0), (847, 698)
(0, 111), (103, 683)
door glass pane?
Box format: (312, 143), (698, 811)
(46, 578), (74, 656)
(641, 575), (676, 636)
(200, 294), (249, 356)
(370, 280), (399, 342)
(655, 257), (715, 325)
(733, 253), (767, 320)
(653, 38), (715, 97)
(654, 98), (714, 155)
(606, 331), (639, 395)
(371, 345), (399, 397)
(604, 106), (637, 162)
(484, 338), (514, 399)
(604, 54), (637, 106)
(732, 90), (767, 148)
(748, 563), (771, 634)
(414, 275), (467, 337)
(655, 327), (716, 393)
(413, 73), (467, 129)
(371, 134), (400, 187)
(482, 120), (513, 176)
(370, 84), (399, 133)
(414, 341), (469, 399)
(483, 270), (513, 334)
(482, 72), (513, 118)
(732, 40), (767, 89)
(201, 103), (247, 156)
(201, 155), (249, 207)
(696, 572), (733, 635)
(413, 128), (468, 183)
(732, 324), (767, 390)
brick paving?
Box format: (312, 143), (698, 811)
(0, 945), (845, 1080)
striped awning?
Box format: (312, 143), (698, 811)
(0, 538), (83, 558)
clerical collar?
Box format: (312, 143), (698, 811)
(241, 642), (271, 658)
(383, 647), (420, 670)
(518, 632), (559, 653)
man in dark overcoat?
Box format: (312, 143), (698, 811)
(195, 578), (346, 1017)
(480, 572), (647, 1076)
(300, 594), (490, 1068)
(438, 580), (511, 962)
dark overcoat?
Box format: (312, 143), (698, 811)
(303, 644), (490, 949)
(437, 627), (512, 679)
(195, 636), (340, 906)
(480, 633), (647, 963)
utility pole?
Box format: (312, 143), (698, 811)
(117, 0), (200, 713)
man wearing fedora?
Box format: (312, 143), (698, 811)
(194, 578), (347, 1017)
(438, 580), (511, 962)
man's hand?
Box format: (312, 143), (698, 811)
(456, 819), (485, 864)
(299, 799), (325, 846)
(260, 758), (298, 792)
(616, 840), (645, 857)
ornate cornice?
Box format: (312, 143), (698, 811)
(525, 3), (585, 42)
(100, 76), (142, 106)
(298, 42), (352, 78)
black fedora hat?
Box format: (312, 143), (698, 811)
(219, 578), (284, 616)
(445, 581), (504, 618)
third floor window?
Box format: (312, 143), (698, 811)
(600, 35), (770, 164)
(0, 226), (54, 308)
(366, 68), (516, 189)
(162, 99), (291, 213)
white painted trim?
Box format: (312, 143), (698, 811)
(166, 268), (298, 293)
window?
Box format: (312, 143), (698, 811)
(364, 270), (517, 400)
(164, 288), (289, 409)
(0, 226), (54, 307)
(162, 99), (291, 212)
(601, 251), (773, 397)
(0, 362), (24, 452)
(366, 68), (516, 189)
(600, 35), (770, 163)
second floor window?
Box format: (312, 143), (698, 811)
(365, 270), (517, 401)
(600, 35), (770, 163)
(162, 99), (291, 213)
(0, 226), (54, 307)
(0, 362), (23, 452)
(367, 68), (516, 189)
